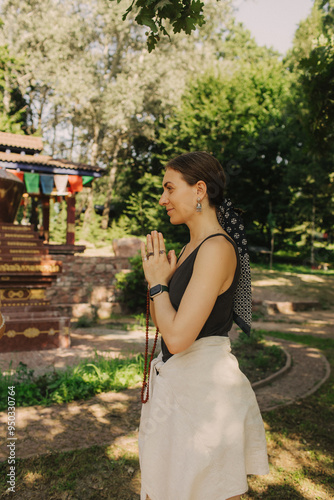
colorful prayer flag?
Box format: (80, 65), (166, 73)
(82, 176), (94, 186)
(40, 175), (54, 195)
(68, 175), (83, 193)
(24, 172), (40, 194)
(54, 175), (69, 195)
(7, 170), (24, 182)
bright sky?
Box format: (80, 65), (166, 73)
(234, 0), (314, 54)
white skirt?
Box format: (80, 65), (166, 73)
(138, 336), (269, 500)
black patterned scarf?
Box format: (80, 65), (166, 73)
(216, 198), (252, 336)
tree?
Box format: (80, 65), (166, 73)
(157, 58), (296, 247)
(114, 0), (206, 52)
(1, 0), (236, 232)
(0, 0), (95, 136)
(285, 0), (334, 261)
(0, 45), (27, 133)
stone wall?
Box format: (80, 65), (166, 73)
(46, 255), (132, 319)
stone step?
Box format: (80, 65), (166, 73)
(253, 299), (321, 314)
(2, 306), (64, 318)
(0, 232), (40, 242)
(0, 246), (48, 256)
(0, 223), (34, 232)
(0, 259), (61, 273)
(0, 315), (71, 352)
(0, 238), (44, 249)
(56, 301), (129, 320)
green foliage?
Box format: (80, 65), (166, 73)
(0, 45), (27, 132)
(118, 0), (206, 51)
(252, 260), (334, 275)
(299, 32), (334, 151)
(76, 209), (130, 247)
(49, 199), (67, 244)
(123, 172), (164, 235)
(75, 314), (95, 328)
(232, 329), (286, 383)
(158, 60), (295, 247)
(115, 252), (150, 313)
(2, 0), (333, 250)
(220, 19), (280, 61)
(131, 312), (147, 328)
(284, 1), (334, 241)
(0, 354), (144, 410)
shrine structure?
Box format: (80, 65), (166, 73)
(0, 132), (103, 352)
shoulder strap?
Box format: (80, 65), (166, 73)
(177, 233), (238, 263)
(196, 233), (239, 265)
(197, 232), (236, 250)
(177, 245), (187, 261)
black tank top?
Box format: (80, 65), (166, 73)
(161, 233), (240, 362)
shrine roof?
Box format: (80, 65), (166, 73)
(0, 152), (103, 177)
(0, 132), (43, 153)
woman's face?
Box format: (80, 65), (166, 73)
(159, 168), (198, 225)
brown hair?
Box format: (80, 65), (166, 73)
(165, 151), (226, 208)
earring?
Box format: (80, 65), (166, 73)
(196, 197), (202, 212)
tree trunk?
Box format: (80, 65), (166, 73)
(51, 105), (58, 156)
(269, 202), (274, 270)
(81, 188), (95, 238)
(3, 75), (11, 114)
(101, 137), (122, 230)
(37, 86), (48, 134)
(69, 121), (76, 161)
(270, 231), (274, 270)
(310, 197), (316, 266)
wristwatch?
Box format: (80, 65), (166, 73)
(149, 284), (169, 301)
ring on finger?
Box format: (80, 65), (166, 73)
(159, 250), (165, 254)
(147, 252), (154, 257)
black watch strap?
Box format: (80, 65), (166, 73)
(149, 284), (169, 301)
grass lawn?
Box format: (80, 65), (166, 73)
(246, 332), (334, 500)
(251, 263), (334, 308)
(0, 329), (284, 412)
(0, 331), (333, 499)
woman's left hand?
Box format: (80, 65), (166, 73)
(141, 230), (177, 287)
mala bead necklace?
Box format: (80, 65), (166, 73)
(141, 286), (159, 404)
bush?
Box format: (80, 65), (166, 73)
(115, 253), (148, 313)
(75, 315), (95, 328)
(231, 329), (286, 383)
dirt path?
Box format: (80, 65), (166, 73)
(0, 322), (331, 462)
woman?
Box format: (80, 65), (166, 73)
(139, 152), (269, 500)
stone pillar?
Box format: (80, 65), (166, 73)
(66, 194), (75, 245)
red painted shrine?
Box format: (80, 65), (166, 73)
(0, 132), (103, 352)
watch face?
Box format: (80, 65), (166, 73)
(150, 284), (161, 296)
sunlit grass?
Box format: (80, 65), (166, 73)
(0, 351), (144, 411)
(252, 262), (334, 276)
(1, 330), (333, 498)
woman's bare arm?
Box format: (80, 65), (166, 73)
(149, 295), (159, 329)
(149, 245), (186, 330)
(151, 238), (236, 354)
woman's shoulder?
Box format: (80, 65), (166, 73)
(196, 233), (237, 267)
(188, 233), (237, 295)
(200, 232), (236, 251)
